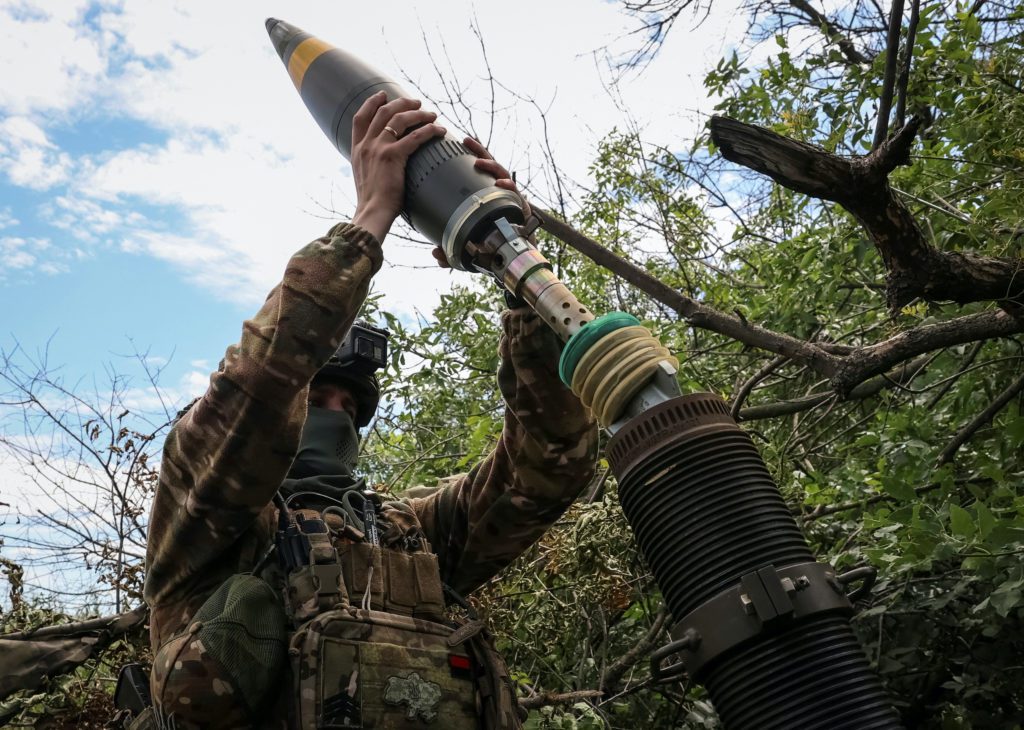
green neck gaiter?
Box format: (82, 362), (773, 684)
(280, 407), (367, 523)
(287, 406), (360, 479)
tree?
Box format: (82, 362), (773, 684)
(0, 342), (169, 613)
(0, 342), (168, 724)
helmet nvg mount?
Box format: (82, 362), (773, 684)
(314, 321), (389, 428)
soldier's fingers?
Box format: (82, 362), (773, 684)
(463, 136), (493, 161)
(385, 109), (438, 138)
(431, 247), (451, 268)
(352, 91), (387, 147)
(474, 157), (513, 182)
(495, 179), (532, 218)
(394, 122), (447, 156)
(367, 97), (421, 138)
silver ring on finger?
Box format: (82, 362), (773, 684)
(383, 125), (400, 140)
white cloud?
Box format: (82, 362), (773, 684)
(180, 366), (210, 399)
(0, 207), (19, 229)
(0, 0), (106, 116)
(0, 234), (56, 273)
(40, 193), (144, 243)
(0, 116), (73, 189)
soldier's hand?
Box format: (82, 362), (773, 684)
(430, 137), (532, 269)
(350, 92), (446, 243)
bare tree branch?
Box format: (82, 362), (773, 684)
(537, 210), (841, 374)
(831, 310), (1024, 394)
(788, 0), (874, 65)
(730, 355), (789, 417)
(873, 0), (907, 148)
(519, 689), (605, 711)
(894, 0), (922, 127)
(600, 606), (669, 693)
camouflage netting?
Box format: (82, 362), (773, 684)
(0, 605), (148, 725)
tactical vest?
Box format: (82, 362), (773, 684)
(149, 502), (522, 729)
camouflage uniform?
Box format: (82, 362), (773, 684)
(143, 223), (598, 727)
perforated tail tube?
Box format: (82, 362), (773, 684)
(607, 394), (902, 729)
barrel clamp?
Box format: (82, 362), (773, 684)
(651, 562), (875, 682)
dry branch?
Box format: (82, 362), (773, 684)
(739, 353), (932, 420)
(600, 606), (669, 694)
(788, 0), (873, 65)
(709, 115), (1024, 313)
(518, 689), (604, 711)
(873, 0), (907, 148)
(537, 210), (840, 374)
(539, 209), (1024, 400)
(730, 355), (789, 418)
(831, 310), (1024, 394)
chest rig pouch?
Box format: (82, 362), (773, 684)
(151, 499), (520, 729)
(279, 504), (521, 730)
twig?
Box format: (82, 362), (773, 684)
(518, 689), (604, 711)
(873, 0), (907, 149)
(925, 341), (984, 409)
(600, 606), (669, 693)
(730, 355), (789, 418)
(739, 353), (931, 420)
(894, 0), (922, 127)
(788, 0), (873, 65)
(937, 369), (1024, 465)
(802, 478), (994, 522)
(584, 466), (611, 504)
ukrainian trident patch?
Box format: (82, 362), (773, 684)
(382, 671), (442, 722)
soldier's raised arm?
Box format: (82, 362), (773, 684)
(143, 94), (447, 635)
(406, 304), (599, 596)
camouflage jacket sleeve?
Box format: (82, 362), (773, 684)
(143, 223), (381, 629)
(404, 308), (599, 596)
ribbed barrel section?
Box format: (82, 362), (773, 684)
(704, 615), (900, 729)
(608, 394), (901, 729)
(618, 426), (812, 615)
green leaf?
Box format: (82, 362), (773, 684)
(882, 478), (916, 502)
(949, 505), (975, 538)
(990, 588), (1023, 617)
(976, 502), (996, 539)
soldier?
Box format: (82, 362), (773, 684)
(142, 92), (598, 728)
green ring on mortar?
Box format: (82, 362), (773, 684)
(558, 311), (641, 387)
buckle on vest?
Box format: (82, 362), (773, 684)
(312, 562), (342, 596)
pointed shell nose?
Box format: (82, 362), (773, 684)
(265, 17), (306, 63)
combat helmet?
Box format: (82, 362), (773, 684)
(314, 320), (389, 427)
